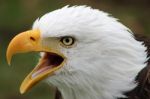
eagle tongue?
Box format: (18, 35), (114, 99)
(31, 66), (52, 78)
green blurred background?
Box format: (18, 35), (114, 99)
(0, 0), (149, 99)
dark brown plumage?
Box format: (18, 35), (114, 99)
(119, 34), (150, 99)
(55, 89), (62, 99)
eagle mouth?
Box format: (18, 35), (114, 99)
(31, 52), (64, 78)
(20, 51), (65, 94)
(32, 52), (63, 99)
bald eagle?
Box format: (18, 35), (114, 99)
(6, 6), (150, 99)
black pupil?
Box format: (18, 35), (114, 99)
(65, 38), (70, 43)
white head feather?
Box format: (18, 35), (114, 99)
(32, 6), (147, 99)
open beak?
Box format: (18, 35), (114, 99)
(6, 29), (65, 94)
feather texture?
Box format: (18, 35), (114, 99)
(32, 6), (148, 99)
(119, 34), (150, 99)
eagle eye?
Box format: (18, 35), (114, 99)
(60, 36), (75, 47)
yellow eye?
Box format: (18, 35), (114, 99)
(60, 36), (75, 47)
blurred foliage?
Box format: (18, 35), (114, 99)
(0, 0), (149, 99)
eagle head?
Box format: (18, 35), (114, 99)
(6, 6), (147, 99)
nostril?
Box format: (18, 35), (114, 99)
(30, 37), (36, 41)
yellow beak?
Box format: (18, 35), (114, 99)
(6, 30), (65, 94)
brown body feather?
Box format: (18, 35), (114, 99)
(119, 34), (150, 99)
(55, 89), (62, 99)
